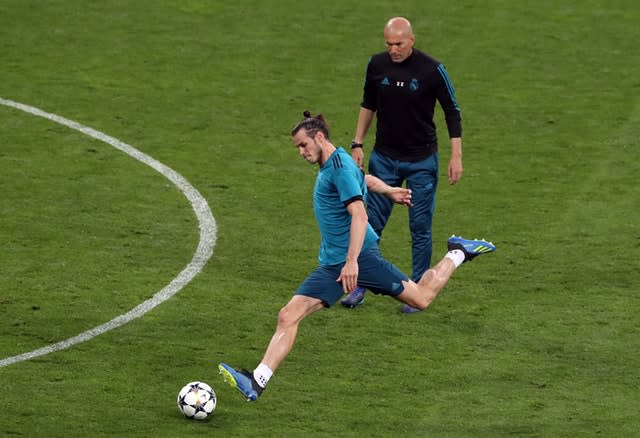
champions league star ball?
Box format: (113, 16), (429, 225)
(177, 381), (217, 420)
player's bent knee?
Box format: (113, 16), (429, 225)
(277, 304), (304, 328)
(276, 306), (293, 326)
(399, 283), (429, 310)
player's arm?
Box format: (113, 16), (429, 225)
(434, 64), (464, 185)
(365, 174), (413, 207)
(352, 58), (377, 169)
(336, 199), (368, 293)
(351, 107), (375, 168)
(448, 136), (463, 185)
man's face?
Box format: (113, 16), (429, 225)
(292, 129), (322, 164)
(384, 29), (414, 63)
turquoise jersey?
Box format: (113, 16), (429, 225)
(314, 147), (379, 265)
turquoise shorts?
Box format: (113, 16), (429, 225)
(296, 247), (408, 307)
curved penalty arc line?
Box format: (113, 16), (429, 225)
(0, 97), (217, 368)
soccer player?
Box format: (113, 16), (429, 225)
(345, 17), (464, 313)
(218, 112), (494, 401)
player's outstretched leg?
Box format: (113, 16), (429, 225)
(218, 363), (263, 402)
(447, 235), (496, 262)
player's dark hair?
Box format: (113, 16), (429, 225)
(290, 111), (330, 139)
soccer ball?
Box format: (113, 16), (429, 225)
(177, 381), (217, 420)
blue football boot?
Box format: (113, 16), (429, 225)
(218, 363), (263, 401)
(340, 286), (366, 308)
(447, 235), (496, 262)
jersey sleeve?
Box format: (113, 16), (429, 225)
(361, 57), (377, 111)
(334, 167), (365, 206)
(435, 63), (463, 138)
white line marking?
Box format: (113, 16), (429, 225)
(0, 97), (217, 368)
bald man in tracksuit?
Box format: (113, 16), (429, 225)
(345, 16), (463, 313)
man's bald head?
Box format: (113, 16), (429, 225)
(384, 17), (415, 63)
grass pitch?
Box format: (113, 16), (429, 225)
(1, 1), (639, 437)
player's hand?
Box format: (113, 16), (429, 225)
(351, 148), (365, 170)
(448, 156), (463, 185)
(387, 187), (413, 207)
(336, 260), (359, 293)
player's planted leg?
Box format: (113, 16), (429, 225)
(218, 295), (325, 401)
